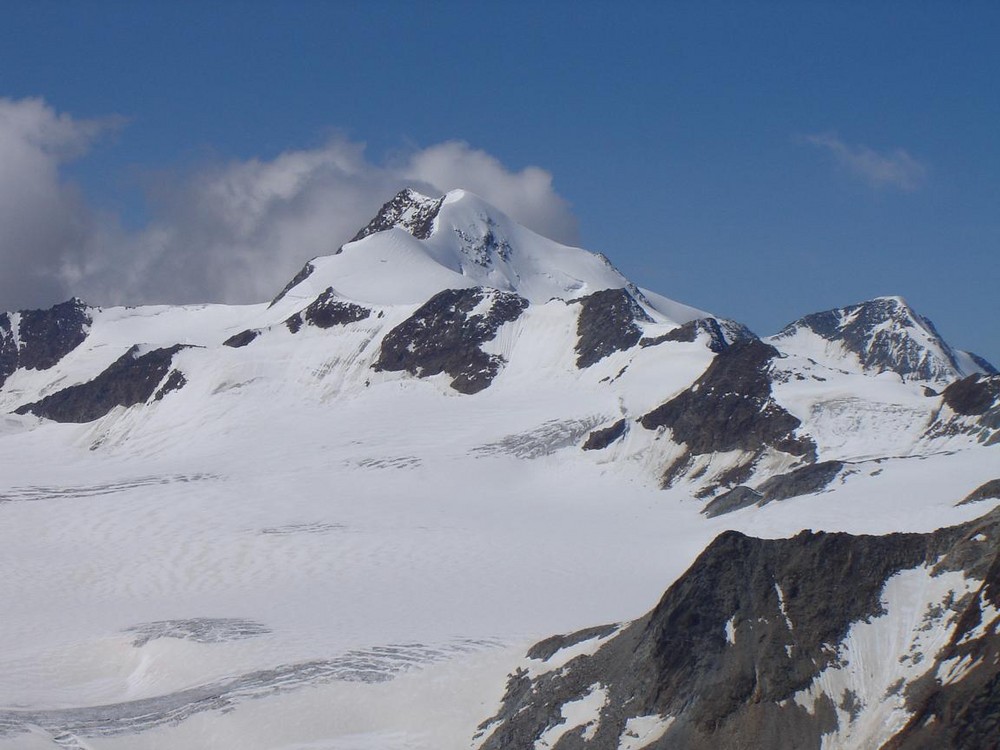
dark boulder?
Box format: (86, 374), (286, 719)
(582, 419), (628, 451)
(223, 329), (260, 348)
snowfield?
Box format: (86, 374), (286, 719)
(0, 190), (995, 748)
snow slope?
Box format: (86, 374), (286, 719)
(0, 189), (995, 749)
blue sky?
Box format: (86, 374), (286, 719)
(1, 2), (998, 364)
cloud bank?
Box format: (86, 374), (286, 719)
(802, 132), (927, 192)
(0, 98), (579, 310)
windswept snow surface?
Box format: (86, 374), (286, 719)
(0, 193), (996, 747)
(272, 190), (665, 320)
(0, 301), (993, 748)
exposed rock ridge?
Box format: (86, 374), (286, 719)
(771, 297), (975, 382)
(640, 317), (756, 354)
(574, 287), (652, 368)
(373, 287), (528, 394)
(640, 339), (815, 489)
(0, 299), (91, 388)
(15, 344), (190, 423)
(959, 479), (1000, 506)
(348, 188), (444, 244)
(582, 419), (628, 451)
(223, 329), (260, 348)
(285, 288), (371, 333)
(268, 261), (316, 307)
(476, 507), (1000, 750)
(703, 461), (845, 517)
(926, 374), (1000, 445)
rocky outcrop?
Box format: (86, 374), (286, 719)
(770, 297), (984, 383)
(943, 374), (1000, 417)
(959, 479), (1000, 506)
(15, 345), (189, 423)
(640, 339), (814, 488)
(883, 521), (1000, 750)
(268, 261), (315, 308)
(284, 288), (371, 333)
(640, 340), (809, 456)
(582, 419), (628, 451)
(927, 374), (1000, 445)
(0, 316), (17, 388)
(348, 188), (443, 244)
(223, 329), (260, 348)
(476, 508), (1000, 750)
(374, 287), (528, 394)
(0, 299), (92, 388)
(704, 461), (844, 517)
(641, 318), (729, 353)
(573, 288), (652, 368)
(640, 318), (756, 354)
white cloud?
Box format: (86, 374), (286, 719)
(802, 132), (927, 192)
(402, 142), (578, 247)
(0, 98), (122, 308)
(0, 97), (580, 310)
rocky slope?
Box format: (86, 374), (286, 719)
(0, 188), (997, 749)
(475, 507), (1000, 750)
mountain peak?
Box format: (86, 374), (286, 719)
(769, 296), (989, 382)
(347, 188), (444, 244)
(271, 188), (661, 310)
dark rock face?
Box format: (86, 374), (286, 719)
(704, 461), (844, 517)
(284, 288), (370, 333)
(17, 299), (92, 371)
(477, 509), (1000, 750)
(930, 374), (1000, 445)
(268, 261), (315, 308)
(573, 288), (652, 369)
(374, 287), (528, 394)
(641, 318), (729, 353)
(959, 479), (1000, 506)
(348, 188), (443, 244)
(943, 374), (1000, 416)
(16, 345), (189, 423)
(771, 297), (968, 382)
(582, 419), (627, 451)
(0, 315), (17, 388)
(640, 318), (756, 354)
(640, 340), (814, 487)
(0, 299), (91, 388)
(884, 517), (1000, 750)
(223, 329), (260, 348)
(701, 485), (765, 517)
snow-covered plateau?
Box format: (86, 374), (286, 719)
(0, 189), (997, 749)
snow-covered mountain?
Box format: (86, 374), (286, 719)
(768, 295), (995, 384)
(0, 189), (996, 749)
